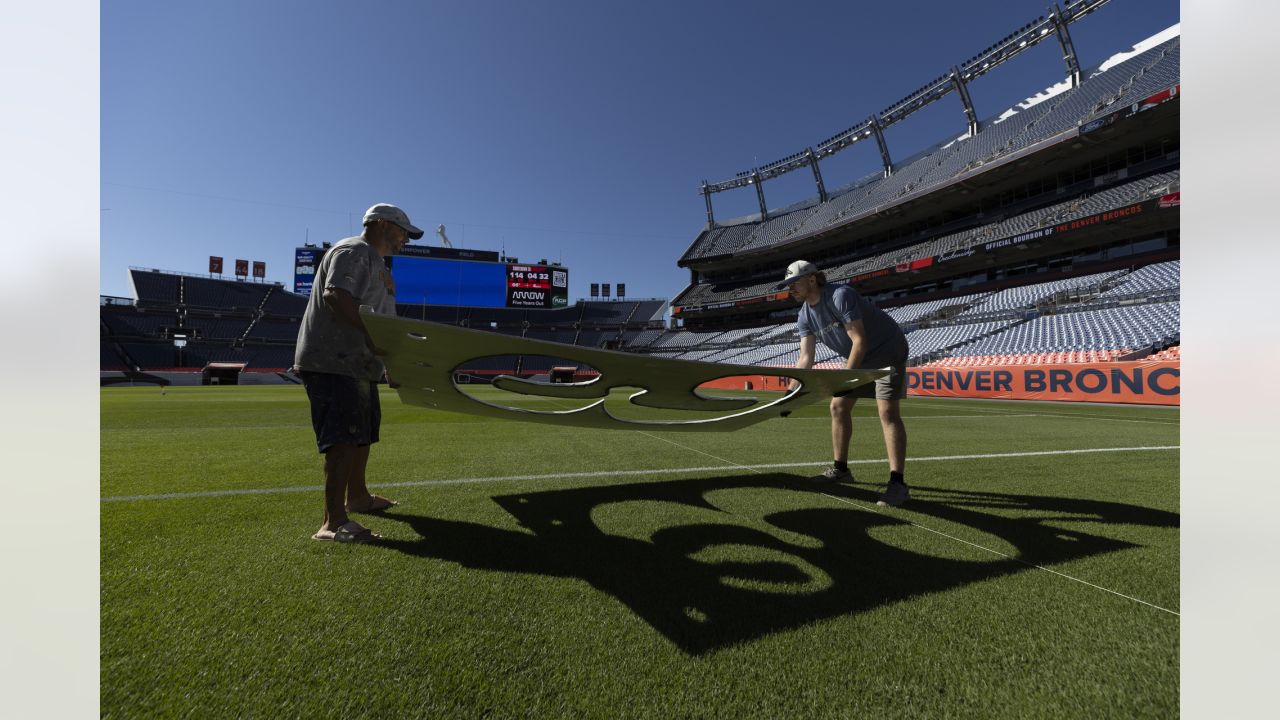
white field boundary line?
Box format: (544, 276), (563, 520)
(634, 433), (1181, 617)
(786, 413), (1043, 421)
(1029, 412), (1179, 426)
(816, 491), (1180, 616)
(102, 445), (1178, 503)
(99, 413), (1044, 434)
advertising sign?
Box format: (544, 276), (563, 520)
(294, 247), (321, 295)
(906, 360), (1179, 406)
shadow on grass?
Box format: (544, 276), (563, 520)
(378, 474), (1177, 655)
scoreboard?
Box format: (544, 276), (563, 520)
(388, 256), (569, 309)
(506, 265), (569, 308)
(293, 246), (569, 309)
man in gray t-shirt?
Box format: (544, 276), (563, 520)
(779, 260), (911, 507)
(295, 203), (422, 543)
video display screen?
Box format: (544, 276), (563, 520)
(389, 256), (568, 308)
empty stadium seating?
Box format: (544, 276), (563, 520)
(681, 35), (1179, 262)
(675, 168), (1178, 310)
(947, 302), (1180, 359)
(950, 270), (1126, 321)
(1095, 260), (1179, 299)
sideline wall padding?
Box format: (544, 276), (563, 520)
(906, 360), (1179, 406)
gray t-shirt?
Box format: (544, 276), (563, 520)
(796, 283), (905, 368)
(293, 236), (397, 381)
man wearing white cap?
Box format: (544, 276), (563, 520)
(778, 260), (911, 507)
(294, 203), (423, 542)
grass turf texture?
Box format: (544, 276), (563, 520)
(102, 385), (1179, 718)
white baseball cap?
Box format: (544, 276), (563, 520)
(362, 203), (424, 239)
(776, 260), (819, 289)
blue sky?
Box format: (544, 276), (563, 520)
(101, 0), (1179, 302)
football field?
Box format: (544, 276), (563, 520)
(101, 384), (1179, 718)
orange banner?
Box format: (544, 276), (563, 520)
(906, 360), (1179, 406)
(699, 375), (791, 392)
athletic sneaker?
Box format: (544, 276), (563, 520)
(877, 481), (910, 507)
(811, 465), (853, 483)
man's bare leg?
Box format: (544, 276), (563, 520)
(346, 445), (397, 512)
(830, 395), (857, 462)
(877, 398), (907, 473)
(319, 443), (358, 532)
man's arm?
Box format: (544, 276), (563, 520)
(844, 319), (867, 370)
(789, 335), (816, 390)
(322, 286), (381, 355)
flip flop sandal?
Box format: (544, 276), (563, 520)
(332, 521), (381, 544)
(312, 521), (381, 543)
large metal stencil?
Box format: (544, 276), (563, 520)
(362, 310), (888, 432)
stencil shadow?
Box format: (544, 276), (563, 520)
(378, 474), (1177, 655)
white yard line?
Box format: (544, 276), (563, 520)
(786, 413), (1044, 421)
(102, 445), (1177, 502)
(818, 491), (1180, 616)
(1030, 412), (1179, 426)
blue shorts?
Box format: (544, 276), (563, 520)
(300, 371), (381, 453)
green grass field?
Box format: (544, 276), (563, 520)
(101, 384), (1179, 718)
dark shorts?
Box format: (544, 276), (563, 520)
(300, 371), (380, 453)
(838, 334), (909, 401)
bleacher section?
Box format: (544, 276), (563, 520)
(118, 342), (176, 369)
(619, 258), (1179, 370)
(905, 321), (1018, 363)
(182, 314), (253, 341)
(103, 270), (670, 374)
(100, 307), (178, 338)
(1094, 259), (1179, 300)
(680, 34), (1179, 262)
(260, 289), (308, 317)
(949, 302), (1179, 358)
(246, 318), (302, 342)
(674, 168), (1178, 310)
(130, 269), (180, 306)
(886, 292), (992, 326)
(950, 270), (1126, 321)
(581, 301), (638, 326)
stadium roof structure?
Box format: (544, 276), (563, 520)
(679, 18), (1179, 271)
(695, 0), (1113, 225)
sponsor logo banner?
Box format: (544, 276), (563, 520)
(294, 247), (320, 294)
(906, 360), (1179, 406)
(1079, 83), (1178, 134)
(850, 268), (891, 283)
(673, 290), (792, 316)
(1158, 192), (1180, 208)
(397, 245), (500, 262)
(936, 247), (976, 263)
(983, 226), (1056, 252)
